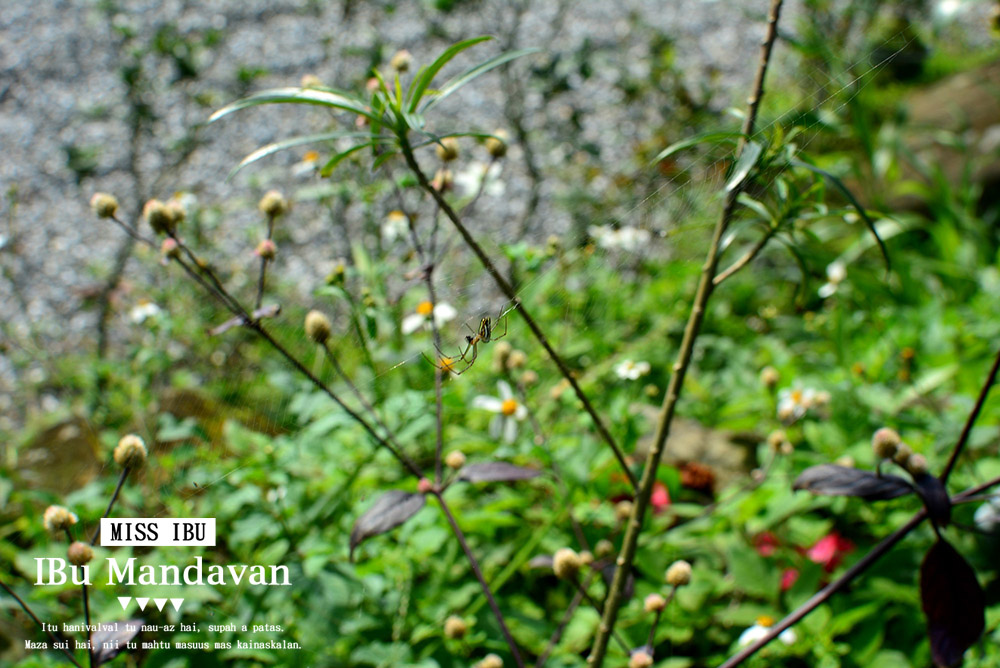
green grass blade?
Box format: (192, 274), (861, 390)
(650, 131), (745, 165)
(725, 140), (763, 192)
(228, 131), (378, 179)
(209, 87), (379, 125)
(791, 157), (891, 271)
(320, 142), (377, 177)
(405, 36), (493, 113)
(420, 47), (540, 113)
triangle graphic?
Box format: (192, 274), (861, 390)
(135, 597), (149, 611)
(170, 598), (184, 612)
(117, 597), (131, 611)
(154, 598), (167, 611)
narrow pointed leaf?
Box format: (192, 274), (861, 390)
(349, 491), (425, 561)
(209, 87), (379, 124)
(790, 157), (890, 270)
(406, 36), (493, 112)
(725, 140), (763, 192)
(91, 619), (143, 666)
(651, 131), (745, 165)
(793, 464), (914, 501)
(457, 462), (541, 483)
(320, 142), (377, 177)
(422, 47), (541, 113)
(920, 538), (985, 667)
(912, 472), (951, 527)
(229, 131), (377, 179)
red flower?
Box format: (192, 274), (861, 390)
(806, 531), (854, 571)
(651, 481), (671, 514)
(753, 531), (779, 557)
(781, 568), (799, 591)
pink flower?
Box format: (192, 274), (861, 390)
(651, 482), (670, 514)
(781, 568), (799, 591)
(753, 531), (779, 557)
(806, 531), (854, 571)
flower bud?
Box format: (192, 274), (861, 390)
(144, 199), (174, 235)
(90, 193), (119, 219)
(444, 615), (467, 639)
(67, 541), (94, 566)
(520, 370), (538, 386)
(665, 560), (692, 587)
(614, 500), (633, 522)
(436, 137), (459, 162)
(114, 434), (148, 469)
(767, 430), (788, 451)
(390, 49), (413, 72)
(905, 453), (929, 475)
(43, 505), (78, 533)
(485, 130), (508, 158)
(445, 450), (466, 470)
(417, 478), (433, 494)
(507, 350), (527, 369)
(161, 238), (181, 260)
(166, 199), (186, 224)
(300, 73), (323, 88)
(475, 654), (503, 668)
(255, 239), (277, 260)
(872, 427), (901, 460)
(892, 442), (913, 466)
(644, 593), (666, 613)
(579, 550), (594, 567)
(629, 650), (653, 668)
(594, 539), (614, 558)
(259, 190), (289, 218)
(760, 366), (780, 390)
(552, 548), (582, 580)
(431, 168), (453, 192)
(492, 341), (512, 371)
(304, 310), (332, 344)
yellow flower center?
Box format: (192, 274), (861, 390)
(501, 398), (519, 416)
(303, 150), (319, 163)
(756, 615), (775, 627)
(416, 301), (434, 316)
(791, 389), (803, 404)
(387, 209), (406, 221)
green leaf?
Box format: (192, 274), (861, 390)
(406, 36), (493, 113)
(227, 131), (376, 179)
(726, 140), (763, 192)
(319, 142), (377, 176)
(650, 131), (745, 165)
(209, 87), (379, 125)
(790, 157), (891, 271)
(421, 47), (540, 113)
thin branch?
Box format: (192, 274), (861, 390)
(535, 570), (596, 668)
(588, 2), (785, 664)
(435, 493), (525, 668)
(0, 578), (83, 667)
(398, 139), (638, 492)
(89, 469), (130, 546)
(713, 226), (777, 286)
(940, 344), (1000, 483)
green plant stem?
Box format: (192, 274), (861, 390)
(587, 2), (784, 664)
(535, 570), (596, 668)
(90, 469), (130, 546)
(940, 344), (1000, 483)
(434, 492), (525, 668)
(713, 225), (778, 286)
(0, 578), (83, 668)
(398, 139), (638, 492)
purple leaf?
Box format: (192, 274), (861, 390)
(349, 491), (425, 561)
(912, 472), (951, 527)
(920, 538), (984, 667)
(793, 464), (914, 501)
(91, 619), (142, 666)
(457, 462), (541, 483)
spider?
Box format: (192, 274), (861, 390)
(429, 307), (511, 376)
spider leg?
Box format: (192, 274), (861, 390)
(451, 340), (478, 375)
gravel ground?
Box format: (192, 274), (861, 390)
(0, 0), (992, 430)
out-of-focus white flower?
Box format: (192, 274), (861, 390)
(401, 301), (457, 335)
(454, 161), (505, 198)
(934, 0), (965, 20)
(974, 498), (1000, 533)
(777, 387), (817, 423)
(615, 359), (651, 380)
(818, 260), (847, 298)
(129, 299), (162, 324)
(737, 616), (797, 647)
(382, 210), (410, 244)
(292, 150), (321, 177)
(588, 225), (652, 252)
(472, 380), (528, 443)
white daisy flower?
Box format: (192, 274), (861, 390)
(454, 161), (505, 198)
(401, 301), (457, 335)
(818, 260), (847, 298)
(129, 299), (162, 324)
(615, 359), (651, 380)
(777, 387), (817, 423)
(737, 616), (797, 647)
(382, 210), (410, 244)
(472, 380), (528, 443)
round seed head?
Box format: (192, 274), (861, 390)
(872, 427), (901, 459)
(90, 193), (119, 218)
(444, 615), (467, 639)
(390, 49), (413, 72)
(614, 500), (633, 522)
(445, 450), (466, 470)
(485, 130), (509, 158)
(43, 505), (79, 533)
(255, 239), (277, 260)
(436, 137), (459, 162)
(114, 434), (148, 469)
(629, 650), (654, 668)
(300, 73), (323, 88)
(892, 442), (913, 466)
(760, 366), (780, 389)
(67, 541), (94, 566)
(552, 547), (582, 580)
(161, 238), (181, 259)
(304, 310), (332, 344)
(417, 478), (433, 494)
(644, 593), (667, 613)
(475, 654), (503, 668)
(665, 559), (692, 587)
(906, 453), (929, 475)
(594, 539), (614, 558)
(144, 199), (174, 235)
(259, 190), (289, 218)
